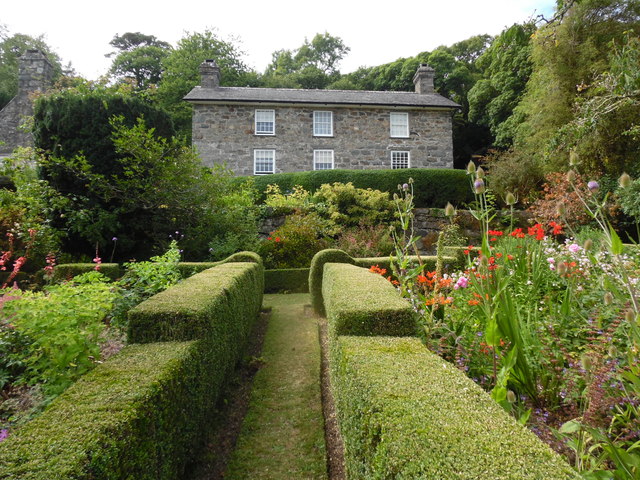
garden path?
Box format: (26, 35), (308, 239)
(188, 294), (329, 480)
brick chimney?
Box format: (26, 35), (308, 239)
(413, 64), (435, 94)
(199, 59), (220, 88)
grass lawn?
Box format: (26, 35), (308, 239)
(224, 293), (327, 479)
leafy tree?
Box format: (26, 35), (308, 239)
(106, 32), (172, 89)
(0, 31), (63, 109)
(156, 29), (256, 137)
(467, 23), (536, 148)
(512, 0), (640, 170)
(262, 32), (350, 89)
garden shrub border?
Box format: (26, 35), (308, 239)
(0, 260), (264, 479)
(323, 262), (417, 336)
(330, 335), (578, 479)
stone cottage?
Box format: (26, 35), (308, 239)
(0, 50), (54, 158)
(185, 61), (459, 175)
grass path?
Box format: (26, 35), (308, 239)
(223, 293), (328, 479)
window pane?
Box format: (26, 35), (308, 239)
(391, 151), (409, 169)
(255, 110), (275, 134)
(254, 149), (275, 174)
(390, 113), (408, 137)
(314, 150), (334, 170)
(313, 111), (333, 136)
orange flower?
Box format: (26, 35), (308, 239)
(468, 299), (480, 306)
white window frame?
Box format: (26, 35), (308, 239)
(255, 109), (275, 135)
(390, 112), (409, 138)
(391, 151), (410, 169)
(254, 149), (275, 175)
(313, 150), (334, 170)
(313, 111), (333, 137)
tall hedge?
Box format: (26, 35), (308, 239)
(236, 168), (473, 208)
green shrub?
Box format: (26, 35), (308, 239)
(238, 168), (474, 208)
(0, 341), (204, 479)
(258, 212), (330, 269)
(333, 224), (395, 258)
(1, 272), (117, 395)
(309, 249), (355, 315)
(264, 268), (310, 293)
(330, 336), (578, 479)
(323, 263), (417, 336)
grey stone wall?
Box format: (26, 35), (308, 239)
(0, 50), (54, 155)
(192, 104), (454, 175)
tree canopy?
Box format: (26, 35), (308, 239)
(106, 32), (172, 89)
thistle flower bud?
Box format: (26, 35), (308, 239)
(587, 180), (600, 193)
(444, 202), (455, 217)
(583, 239), (593, 251)
(625, 309), (636, 324)
(569, 150), (579, 166)
(566, 170), (576, 183)
(557, 203), (567, 216)
(505, 192), (516, 206)
(480, 255), (489, 268)
(581, 354), (593, 372)
(507, 390), (517, 404)
(474, 178), (485, 194)
(603, 292), (614, 305)
(466, 161), (476, 175)
(476, 167), (486, 179)
(402, 183), (409, 191)
(557, 262), (567, 275)
(619, 172), (632, 189)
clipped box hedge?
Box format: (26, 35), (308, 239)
(128, 261), (264, 343)
(0, 260), (265, 479)
(0, 341), (204, 479)
(237, 168), (474, 208)
(323, 263), (417, 336)
(264, 267), (310, 293)
(53, 263), (123, 282)
(331, 336), (578, 479)
(309, 249), (457, 315)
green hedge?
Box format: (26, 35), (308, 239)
(0, 261), (265, 479)
(323, 263), (417, 336)
(309, 249), (459, 315)
(52, 263), (123, 282)
(330, 336), (578, 479)
(53, 252), (263, 284)
(0, 341), (204, 479)
(264, 268), (310, 293)
(237, 168), (473, 208)
(127, 262), (264, 343)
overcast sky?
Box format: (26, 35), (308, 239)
(2, 0), (555, 80)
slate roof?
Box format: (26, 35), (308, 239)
(184, 85), (460, 109)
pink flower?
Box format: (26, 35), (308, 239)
(0, 429), (8, 442)
(454, 276), (468, 290)
(568, 243), (581, 253)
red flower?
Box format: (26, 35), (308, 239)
(275, 237), (281, 243)
(549, 221), (564, 236)
(510, 228), (525, 239)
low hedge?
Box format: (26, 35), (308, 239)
(238, 168), (473, 208)
(52, 263), (123, 282)
(0, 341), (205, 479)
(264, 268), (310, 293)
(323, 263), (417, 336)
(309, 249), (458, 315)
(330, 336), (578, 479)
(127, 261), (264, 343)
(0, 260), (265, 479)
(53, 251), (263, 284)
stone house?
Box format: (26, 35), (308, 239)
(0, 50), (54, 159)
(185, 61), (459, 175)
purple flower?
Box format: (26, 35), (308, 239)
(474, 179), (485, 194)
(568, 243), (581, 253)
(587, 180), (600, 192)
(0, 429), (8, 442)
(402, 183), (409, 191)
(112, 237), (118, 242)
